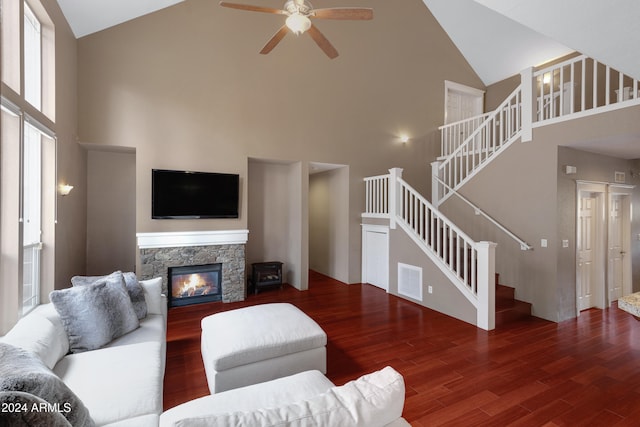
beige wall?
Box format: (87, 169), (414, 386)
(485, 75), (520, 111)
(387, 222), (477, 326)
(247, 160), (307, 288)
(309, 167), (350, 282)
(86, 148), (136, 275)
(77, 0), (483, 284)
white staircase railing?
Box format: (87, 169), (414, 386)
(533, 54), (640, 124)
(433, 86), (522, 205)
(439, 112), (492, 159)
(364, 173), (389, 218)
(363, 168), (496, 330)
(431, 174), (532, 251)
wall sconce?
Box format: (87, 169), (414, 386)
(59, 184), (74, 196)
(399, 134), (410, 144)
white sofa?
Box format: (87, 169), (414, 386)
(1, 275), (410, 427)
(0, 276), (167, 427)
(160, 366), (410, 427)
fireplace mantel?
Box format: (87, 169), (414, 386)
(136, 229), (249, 249)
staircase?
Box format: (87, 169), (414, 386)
(436, 54), (640, 205)
(365, 169), (497, 330)
(363, 53), (640, 331)
(495, 273), (532, 326)
(433, 85), (522, 206)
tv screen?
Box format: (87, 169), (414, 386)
(152, 169), (239, 219)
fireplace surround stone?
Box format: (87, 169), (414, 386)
(137, 230), (248, 303)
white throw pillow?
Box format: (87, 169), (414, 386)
(140, 277), (164, 315)
(0, 312), (68, 369)
(173, 366), (405, 427)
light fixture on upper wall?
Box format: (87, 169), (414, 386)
(399, 134), (410, 144)
(59, 184), (74, 196)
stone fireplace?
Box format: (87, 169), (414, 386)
(137, 230), (248, 304)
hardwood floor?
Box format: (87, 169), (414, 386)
(164, 271), (640, 426)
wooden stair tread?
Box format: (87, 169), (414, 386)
(495, 274), (532, 327)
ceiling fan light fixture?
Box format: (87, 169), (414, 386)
(286, 13), (311, 35)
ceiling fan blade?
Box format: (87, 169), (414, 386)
(307, 24), (339, 59)
(260, 25), (289, 54)
(312, 8), (373, 20)
(219, 2), (286, 15)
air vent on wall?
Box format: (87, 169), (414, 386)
(614, 171), (626, 183)
(398, 263), (422, 301)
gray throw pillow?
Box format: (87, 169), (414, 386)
(0, 343), (94, 427)
(51, 277), (139, 353)
(122, 272), (148, 319)
(71, 271), (147, 320)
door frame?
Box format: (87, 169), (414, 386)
(444, 80), (485, 125)
(575, 181), (607, 315)
(361, 224), (389, 291)
(608, 184), (634, 304)
(575, 181), (635, 315)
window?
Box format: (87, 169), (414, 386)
(1, 0), (55, 118)
(1, 102), (54, 317)
(0, 0), (21, 91)
(0, 0), (56, 326)
(24, 2), (42, 110)
(1, 99), (23, 324)
(22, 122), (45, 314)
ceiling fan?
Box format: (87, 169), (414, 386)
(219, 0), (373, 59)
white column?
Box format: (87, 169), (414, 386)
(520, 67), (533, 142)
(388, 168), (403, 230)
(431, 160), (442, 207)
(476, 241), (497, 331)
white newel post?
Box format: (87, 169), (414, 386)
(388, 168), (403, 230)
(520, 67), (533, 142)
(431, 161), (442, 207)
(476, 241), (497, 331)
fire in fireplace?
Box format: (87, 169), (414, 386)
(168, 263), (222, 307)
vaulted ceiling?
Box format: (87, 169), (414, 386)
(57, 0), (640, 85)
(56, 0), (184, 39)
(56, 0), (640, 159)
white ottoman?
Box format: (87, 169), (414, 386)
(201, 303), (327, 393)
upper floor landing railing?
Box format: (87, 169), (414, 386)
(532, 54), (640, 125)
(441, 55), (640, 155)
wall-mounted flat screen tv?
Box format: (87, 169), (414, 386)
(152, 169), (239, 219)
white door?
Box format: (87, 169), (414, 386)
(608, 189), (632, 303)
(444, 81), (484, 125)
(362, 225), (389, 291)
(577, 193), (597, 311)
